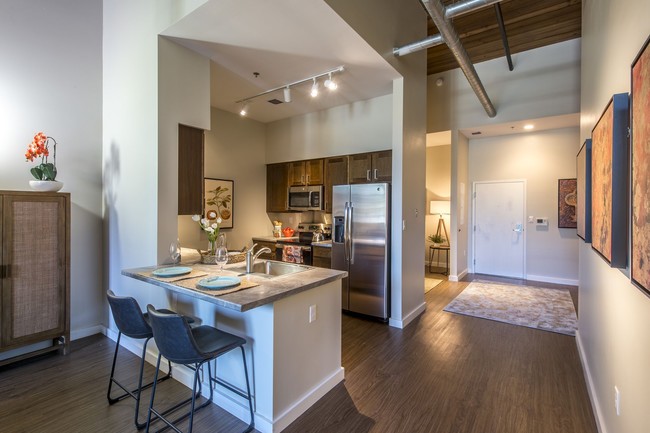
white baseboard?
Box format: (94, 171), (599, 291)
(71, 325), (105, 341)
(575, 330), (606, 433)
(449, 267), (468, 282)
(389, 302), (426, 329)
(270, 367), (345, 433)
(526, 274), (579, 286)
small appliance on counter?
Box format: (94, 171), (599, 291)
(275, 222), (331, 265)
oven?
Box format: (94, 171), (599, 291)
(275, 223), (331, 266)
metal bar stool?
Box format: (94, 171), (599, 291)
(106, 290), (194, 429)
(145, 305), (254, 433)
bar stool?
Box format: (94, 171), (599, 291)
(145, 305), (255, 433)
(106, 290), (194, 429)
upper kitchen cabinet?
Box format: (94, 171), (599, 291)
(178, 124), (204, 215)
(324, 156), (348, 213)
(288, 159), (324, 186)
(348, 150), (392, 184)
(267, 163), (290, 212)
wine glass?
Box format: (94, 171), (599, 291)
(215, 246), (228, 273)
(169, 238), (181, 264)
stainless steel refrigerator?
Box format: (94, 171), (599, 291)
(332, 183), (390, 320)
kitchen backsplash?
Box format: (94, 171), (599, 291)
(267, 211), (332, 234)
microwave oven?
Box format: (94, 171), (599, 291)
(288, 185), (323, 211)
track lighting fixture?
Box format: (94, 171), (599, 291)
(310, 78), (319, 97)
(324, 72), (338, 91)
(234, 65), (344, 116)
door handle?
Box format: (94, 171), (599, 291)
(366, 170), (371, 181)
(512, 223), (523, 233)
(373, 168), (378, 180)
(306, 174), (310, 184)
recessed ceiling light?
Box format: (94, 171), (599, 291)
(523, 124), (534, 130)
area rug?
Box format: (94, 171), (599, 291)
(443, 280), (577, 336)
(425, 278), (443, 293)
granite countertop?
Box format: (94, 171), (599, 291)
(122, 261), (346, 313)
(312, 240), (332, 247)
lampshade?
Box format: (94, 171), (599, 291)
(430, 200), (450, 216)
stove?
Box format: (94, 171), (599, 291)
(275, 223), (331, 265)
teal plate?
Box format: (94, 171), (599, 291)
(197, 276), (241, 290)
(152, 266), (192, 277)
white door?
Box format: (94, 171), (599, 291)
(473, 181), (525, 278)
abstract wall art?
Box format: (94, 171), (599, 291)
(591, 93), (629, 268)
(576, 139), (592, 242)
(558, 178), (577, 229)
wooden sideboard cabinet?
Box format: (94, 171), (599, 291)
(0, 190), (70, 366)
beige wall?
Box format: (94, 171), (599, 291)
(179, 107), (268, 252)
(578, 1), (650, 432)
(468, 127), (580, 284)
(425, 145), (451, 263)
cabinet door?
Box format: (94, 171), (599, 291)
(372, 150), (392, 182)
(348, 153), (373, 184)
(288, 161), (306, 186)
(324, 156), (348, 212)
(267, 163), (289, 212)
(2, 195), (67, 348)
(178, 124), (204, 215)
(253, 241), (277, 260)
(305, 159), (324, 185)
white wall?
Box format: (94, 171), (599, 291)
(0, 0), (104, 339)
(468, 128), (580, 284)
(450, 131), (469, 280)
(425, 145), (451, 263)
(179, 107), (268, 251)
(326, 0), (428, 328)
(578, 1), (650, 432)
(266, 94), (392, 163)
(103, 0), (207, 312)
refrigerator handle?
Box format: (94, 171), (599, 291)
(348, 203), (354, 265)
(344, 202), (350, 263)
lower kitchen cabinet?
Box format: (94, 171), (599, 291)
(312, 245), (331, 268)
(0, 191), (70, 366)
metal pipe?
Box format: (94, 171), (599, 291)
(445, 0), (503, 19)
(421, 0), (497, 117)
(494, 3), (513, 71)
(393, 34), (444, 57)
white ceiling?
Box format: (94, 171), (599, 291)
(459, 113), (580, 139)
(161, 0), (401, 123)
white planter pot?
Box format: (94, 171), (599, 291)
(29, 180), (64, 192)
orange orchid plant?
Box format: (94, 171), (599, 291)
(25, 132), (58, 181)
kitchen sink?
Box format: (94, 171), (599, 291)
(231, 260), (310, 278)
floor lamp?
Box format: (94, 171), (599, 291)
(430, 200), (450, 246)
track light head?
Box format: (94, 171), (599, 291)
(283, 86), (291, 103)
(310, 78), (319, 97)
(324, 72), (338, 91)
(239, 103), (248, 116)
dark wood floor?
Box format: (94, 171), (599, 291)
(0, 273), (597, 433)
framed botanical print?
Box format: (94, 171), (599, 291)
(204, 178), (234, 229)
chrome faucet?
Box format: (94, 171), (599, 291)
(245, 243), (272, 273)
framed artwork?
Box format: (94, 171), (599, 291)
(576, 139), (592, 242)
(591, 93), (629, 268)
(204, 178), (234, 229)
(631, 34), (650, 295)
(558, 178), (577, 229)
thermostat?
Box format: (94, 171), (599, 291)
(535, 217), (548, 227)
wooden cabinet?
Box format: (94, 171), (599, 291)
(252, 240), (277, 260)
(348, 150), (392, 184)
(266, 163), (290, 212)
(178, 124), (204, 215)
(288, 159), (324, 186)
(324, 156), (348, 213)
(312, 245), (331, 269)
(0, 191), (70, 366)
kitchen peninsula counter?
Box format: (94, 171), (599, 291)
(121, 260), (346, 433)
(122, 262), (345, 312)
